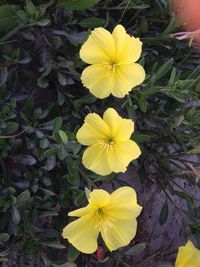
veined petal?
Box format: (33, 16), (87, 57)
(112, 25), (130, 58)
(81, 64), (112, 99)
(62, 214), (99, 254)
(111, 63), (145, 98)
(80, 27), (115, 64)
(82, 143), (112, 176)
(101, 218), (138, 251)
(76, 113), (110, 145)
(89, 189), (110, 207)
(103, 108), (134, 141)
(116, 118), (134, 141)
(107, 140), (141, 173)
(112, 25), (143, 64)
(106, 187), (142, 219)
(175, 241), (200, 267)
(103, 108), (121, 136)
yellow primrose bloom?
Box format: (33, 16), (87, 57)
(62, 187), (142, 254)
(76, 108), (141, 176)
(175, 240), (200, 267)
(80, 24), (145, 99)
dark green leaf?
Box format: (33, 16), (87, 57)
(0, 233), (9, 242)
(159, 202), (169, 225)
(57, 0), (102, 10)
(0, 5), (19, 31)
(124, 242), (147, 256)
(68, 245), (80, 263)
(11, 207), (21, 224)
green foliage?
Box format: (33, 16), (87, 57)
(0, 0), (200, 266)
(57, 0), (102, 10)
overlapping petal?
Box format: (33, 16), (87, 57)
(81, 64), (113, 99)
(111, 63), (145, 98)
(175, 241), (200, 267)
(89, 189), (110, 207)
(76, 113), (110, 145)
(62, 214), (99, 254)
(68, 206), (91, 217)
(107, 140), (141, 173)
(80, 27), (115, 64)
(103, 108), (134, 141)
(101, 218), (138, 252)
(112, 24), (143, 63)
(82, 143), (112, 175)
(107, 187), (142, 219)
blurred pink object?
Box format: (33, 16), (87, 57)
(172, 0), (200, 46)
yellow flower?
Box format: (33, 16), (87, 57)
(175, 240), (200, 267)
(76, 108), (141, 176)
(62, 187), (142, 254)
(80, 24), (145, 99)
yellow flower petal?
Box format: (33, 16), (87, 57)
(81, 64), (112, 99)
(111, 63), (145, 98)
(76, 113), (110, 145)
(175, 240), (200, 267)
(107, 140), (141, 173)
(112, 25), (143, 64)
(107, 187), (142, 219)
(101, 218), (138, 251)
(80, 27), (115, 64)
(82, 143), (112, 176)
(62, 214), (99, 254)
(89, 189), (110, 207)
(68, 206), (91, 217)
(103, 108), (134, 141)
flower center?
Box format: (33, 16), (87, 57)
(106, 137), (114, 145)
(111, 62), (117, 68)
(105, 61), (118, 73)
(98, 207), (105, 217)
(97, 137), (115, 154)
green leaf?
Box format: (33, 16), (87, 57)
(187, 147), (200, 154)
(17, 189), (30, 204)
(124, 242), (147, 256)
(168, 67), (177, 86)
(0, 248), (9, 257)
(53, 117), (63, 132)
(155, 59), (174, 80)
(11, 206), (21, 224)
(80, 17), (105, 28)
(0, 233), (9, 242)
(137, 95), (148, 112)
(67, 172), (80, 185)
(57, 144), (68, 160)
(25, 0), (37, 17)
(36, 19), (50, 26)
(0, 5), (19, 31)
(68, 245), (80, 263)
(159, 202), (169, 225)
(45, 156), (56, 171)
(57, 0), (102, 10)
(0, 67), (7, 86)
(133, 134), (151, 143)
(85, 187), (91, 200)
(41, 242), (66, 249)
(39, 211), (59, 217)
(59, 130), (68, 143)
